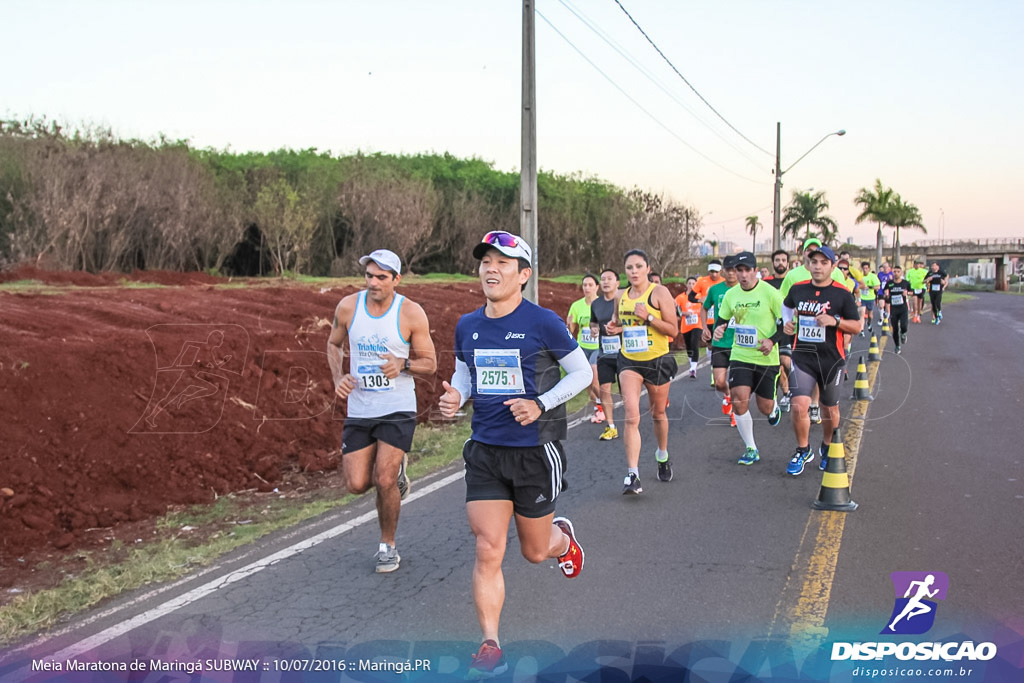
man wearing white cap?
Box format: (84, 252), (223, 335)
(327, 249), (437, 573)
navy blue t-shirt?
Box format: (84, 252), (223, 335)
(455, 298), (578, 447)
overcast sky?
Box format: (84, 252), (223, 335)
(5, 0), (1022, 249)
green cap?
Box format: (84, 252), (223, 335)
(802, 237), (822, 251)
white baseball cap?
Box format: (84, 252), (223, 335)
(358, 249), (402, 275)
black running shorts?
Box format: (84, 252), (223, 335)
(726, 361), (779, 401)
(596, 354), (619, 385)
(617, 353), (677, 386)
(789, 357), (845, 407)
(341, 411), (417, 454)
(710, 345), (732, 369)
(463, 439), (566, 518)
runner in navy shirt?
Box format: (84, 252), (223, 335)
(438, 230), (590, 678)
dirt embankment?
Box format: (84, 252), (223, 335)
(0, 268), (581, 570)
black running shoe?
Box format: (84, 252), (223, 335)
(657, 459), (673, 482)
(622, 472), (643, 495)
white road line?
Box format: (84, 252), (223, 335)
(5, 470), (466, 672)
(10, 351), (711, 669)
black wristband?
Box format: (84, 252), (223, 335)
(533, 397), (546, 413)
(403, 358), (411, 371)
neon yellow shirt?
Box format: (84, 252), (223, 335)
(717, 281), (782, 366)
(861, 273), (881, 301)
(568, 297), (598, 350)
(907, 267), (928, 292)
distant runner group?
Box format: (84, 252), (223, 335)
(326, 232), (949, 679)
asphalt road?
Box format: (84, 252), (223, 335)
(1, 292), (1021, 681)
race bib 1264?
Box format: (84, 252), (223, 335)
(797, 316), (825, 343)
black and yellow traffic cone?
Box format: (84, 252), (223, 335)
(868, 334), (881, 362)
(812, 428), (858, 512)
(881, 315), (891, 335)
(850, 356), (872, 401)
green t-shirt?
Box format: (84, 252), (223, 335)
(906, 267), (928, 291)
(704, 280), (736, 348)
(567, 297), (598, 350)
(780, 264), (846, 299)
(717, 280), (783, 366)
(860, 273), (881, 301)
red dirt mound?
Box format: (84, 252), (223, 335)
(0, 271), (581, 567)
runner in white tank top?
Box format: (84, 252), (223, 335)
(327, 249), (436, 573)
(345, 289), (417, 418)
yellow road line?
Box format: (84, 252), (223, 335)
(768, 333), (886, 650)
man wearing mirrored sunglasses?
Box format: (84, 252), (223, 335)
(438, 231), (591, 678)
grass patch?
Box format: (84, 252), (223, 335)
(0, 416), (472, 646)
(942, 292), (974, 304)
(0, 280), (66, 294)
(564, 390), (592, 418)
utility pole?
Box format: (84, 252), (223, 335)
(773, 123), (845, 252)
(521, 0), (539, 303)
(772, 122), (782, 252)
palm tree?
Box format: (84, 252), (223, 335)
(781, 190), (838, 246)
(853, 179), (894, 268)
(745, 215), (762, 253)
(888, 194), (926, 267)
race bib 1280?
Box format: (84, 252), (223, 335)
(734, 325), (758, 348)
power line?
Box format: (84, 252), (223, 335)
(536, 8), (766, 185)
(613, 0), (773, 157)
(557, 0), (766, 172)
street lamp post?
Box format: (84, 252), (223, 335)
(772, 123), (846, 251)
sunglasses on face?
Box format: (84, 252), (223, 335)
(838, 267), (849, 272)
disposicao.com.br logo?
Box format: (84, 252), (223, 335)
(831, 571), (998, 663)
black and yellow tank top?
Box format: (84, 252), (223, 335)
(617, 283), (670, 360)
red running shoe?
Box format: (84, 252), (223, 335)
(722, 396), (733, 415)
(553, 517), (584, 579)
(730, 413), (737, 427)
(467, 640), (508, 679)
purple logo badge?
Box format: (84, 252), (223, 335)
(881, 571), (949, 635)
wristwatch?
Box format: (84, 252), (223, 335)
(533, 397), (546, 413)
(403, 358), (411, 371)
(647, 313), (655, 323)
(833, 315), (842, 327)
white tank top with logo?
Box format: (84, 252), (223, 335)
(346, 291), (417, 418)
